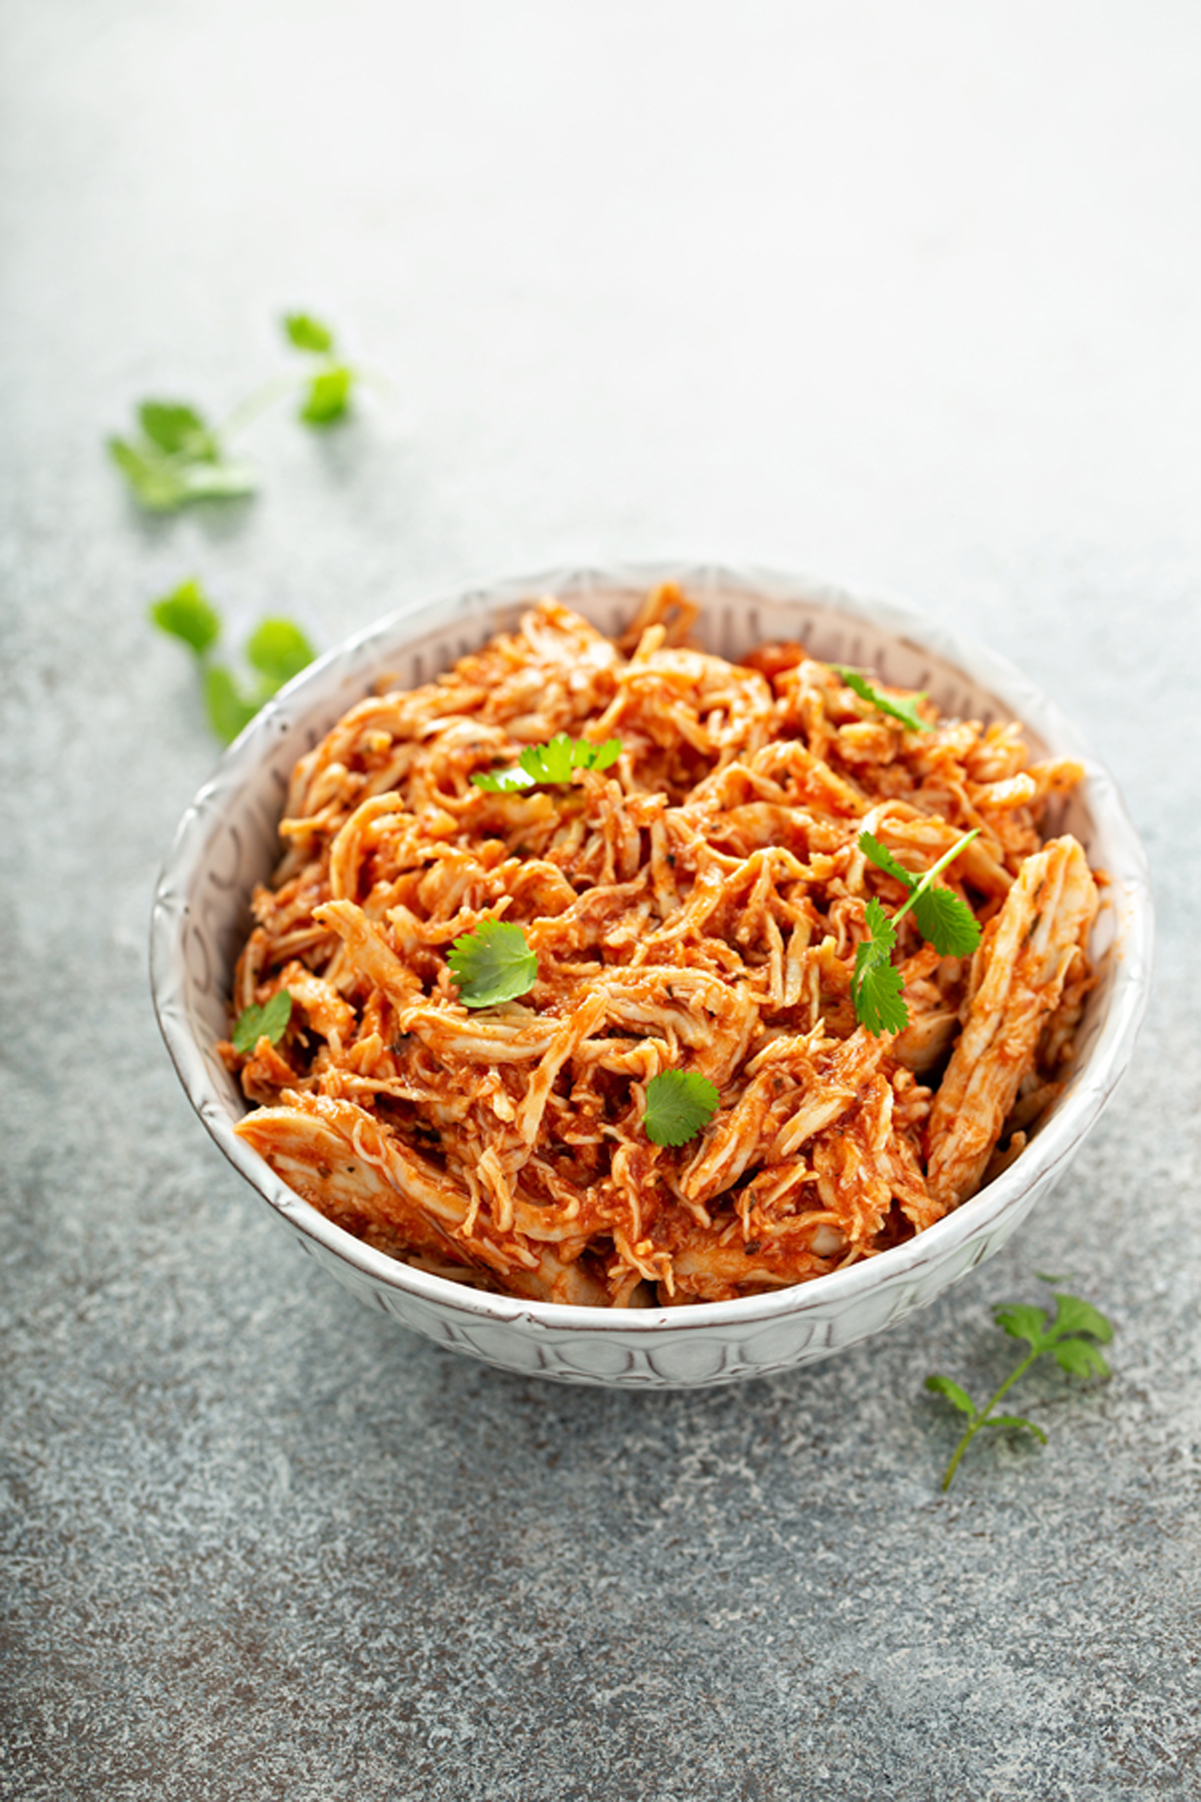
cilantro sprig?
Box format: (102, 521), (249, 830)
(851, 828), (982, 1036)
(833, 665), (931, 733)
(109, 401), (257, 513)
(926, 1281), (1114, 1491)
(860, 831), (984, 959)
(109, 311), (369, 512)
(447, 921), (538, 1007)
(150, 578), (316, 744)
(642, 1069), (720, 1147)
(470, 735), (623, 793)
(231, 989), (293, 1055)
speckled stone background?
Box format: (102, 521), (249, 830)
(2, 3), (1199, 1798)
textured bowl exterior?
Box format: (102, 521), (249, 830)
(151, 564), (1153, 1387)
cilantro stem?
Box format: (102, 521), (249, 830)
(891, 828), (979, 930)
(217, 373), (309, 440)
(939, 1347), (1041, 1492)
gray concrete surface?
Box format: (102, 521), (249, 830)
(2, 3), (1200, 1797)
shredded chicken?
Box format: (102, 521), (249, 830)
(224, 586), (1098, 1307)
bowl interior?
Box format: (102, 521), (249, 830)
(152, 564), (1152, 1333)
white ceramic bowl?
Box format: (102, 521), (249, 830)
(151, 564), (1153, 1388)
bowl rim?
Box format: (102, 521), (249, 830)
(151, 560), (1154, 1335)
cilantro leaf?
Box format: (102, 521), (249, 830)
(834, 665), (931, 732)
(924, 1375), (976, 1419)
(852, 948), (907, 1037)
(859, 831), (919, 890)
(149, 578), (221, 655)
(642, 1069), (721, 1147)
(525, 736), (577, 784)
(1051, 1339), (1111, 1380)
(909, 883), (983, 958)
(203, 665), (261, 744)
(927, 1284), (1114, 1490)
(138, 401), (214, 458)
(447, 921), (538, 1007)
(470, 766), (539, 794)
(471, 736), (623, 793)
(283, 313), (336, 354)
(988, 1414), (1048, 1443)
(301, 366), (354, 426)
(993, 1303), (1051, 1351)
(1046, 1293), (1114, 1345)
(516, 734), (621, 782)
(244, 617), (316, 687)
(850, 898), (907, 1037)
(231, 989), (293, 1055)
